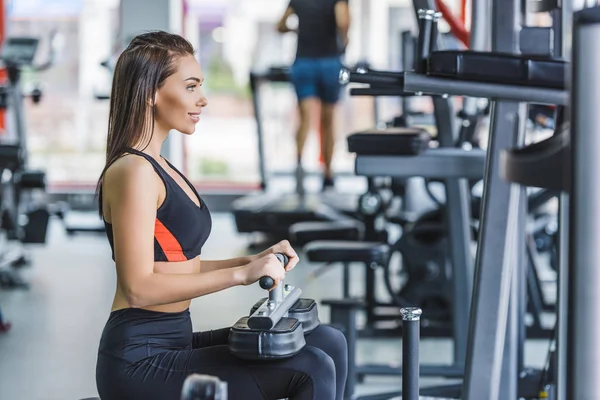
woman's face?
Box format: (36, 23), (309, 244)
(154, 54), (208, 135)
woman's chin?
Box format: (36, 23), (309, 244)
(179, 126), (196, 135)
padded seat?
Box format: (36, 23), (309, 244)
(347, 127), (431, 156)
(304, 241), (389, 265)
(290, 220), (364, 246)
(427, 50), (566, 89)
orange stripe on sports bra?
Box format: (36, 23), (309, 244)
(154, 219), (187, 262)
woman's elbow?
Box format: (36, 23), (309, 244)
(123, 280), (152, 308)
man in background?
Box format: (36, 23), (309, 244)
(277, 0), (351, 193)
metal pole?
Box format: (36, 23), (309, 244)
(401, 307), (422, 400)
(556, 194), (569, 400)
(249, 73), (267, 190)
(463, 0), (524, 397)
(568, 9), (600, 398)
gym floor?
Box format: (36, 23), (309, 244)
(0, 213), (552, 400)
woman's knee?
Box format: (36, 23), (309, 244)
(307, 325), (348, 362)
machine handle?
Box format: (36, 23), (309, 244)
(339, 67), (404, 86)
(258, 253), (289, 290)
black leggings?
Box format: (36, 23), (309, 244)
(96, 308), (347, 400)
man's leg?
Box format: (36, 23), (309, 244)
(320, 102), (336, 186)
(318, 57), (343, 190)
(290, 58), (318, 195)
(296, 99), (313, 166)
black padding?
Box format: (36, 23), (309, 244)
(229, 316), (305, 360)
(290, 220), (364, 246)
(574, 6), (600, 25)
(0, 144), (21, 170)
(347, 128), (431, 156)
(289, 299), (320, 334)
(305, 241), (390, 265)
(427, 51), (566, 89)
(250, 298), (321, 335)
(500, 125), (569, 191)
(322, 298), (366, 309)
(17, 170), (46, 189)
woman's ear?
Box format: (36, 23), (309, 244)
(147, 91), (159, 108)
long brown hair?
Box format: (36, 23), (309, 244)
(96, 31), (194, 218)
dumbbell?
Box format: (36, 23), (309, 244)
(228, 253), (320, 360)
(181, 374), (227, 400)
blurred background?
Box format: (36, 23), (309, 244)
(12, 0), (429, 192)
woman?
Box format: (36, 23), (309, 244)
(95, 31), (347, 400)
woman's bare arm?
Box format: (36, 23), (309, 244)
(105, 157), (244, 308)
(200, 257), (254, 272)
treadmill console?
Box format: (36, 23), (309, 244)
(1, 37), (39, 66)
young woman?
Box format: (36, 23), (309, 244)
(94, 31), (347, 400)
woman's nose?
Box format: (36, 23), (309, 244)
(197, 91), (208, 108)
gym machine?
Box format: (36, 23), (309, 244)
(231, 66), (361, 246)
(228, 253), (320, 359)
(294, 0), (568, 398)
(386, 0), (567, 398)
(0, 36), (53, 291)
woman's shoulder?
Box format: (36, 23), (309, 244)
(104, 153), (158, 189)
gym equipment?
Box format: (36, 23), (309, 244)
(228, 253), (320, 360)
(231, 66), (360, 245)
(401, 308), (422, 400)
(0, 36), (53, 289)
(181, 374), (228, 400)
(390, 0), (568, 398)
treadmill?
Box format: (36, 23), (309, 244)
(231, 66), (359, 242)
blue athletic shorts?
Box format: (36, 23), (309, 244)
(290, 57), (343, 104)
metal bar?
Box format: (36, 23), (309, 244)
(250, 73), (267, 190)
(403, 72), (568, 105)
(355, 364), (464, 377)
(557, 193), (569, 400)
(568, 12), (600, 399)
(470, 0), (489, 50)
(401, 308), (422, 400)
(355, 149), (486, 179)
(247, 287), (302, 329)
(365, 264), (376, 324)
(499, 180), (527, 400)
(433, 95), (473, 368)
(462, 100), (525, 400)
(342, 263), (350, 298)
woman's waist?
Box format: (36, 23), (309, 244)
(100, 307), (194, 348)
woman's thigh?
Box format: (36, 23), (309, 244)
(107, 343), (336, 400)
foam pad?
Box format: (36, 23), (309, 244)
(17, 170), (46, 189)
(305, 241), (390, 265)
(347, 128), (431, 156)
(290, 220), (364, 246)
(250, 298), (321, 334)
(229, 316), (306, 360)
(427, 50), (566, 89)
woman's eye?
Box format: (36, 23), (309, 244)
(187, 85), (196, 91)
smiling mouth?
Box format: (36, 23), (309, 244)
(189, 113), (200, 122)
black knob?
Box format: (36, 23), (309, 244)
(259, 276), (274, 290)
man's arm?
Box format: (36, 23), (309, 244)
(277, 5), (296, 33)
(335, 0), (351, 48)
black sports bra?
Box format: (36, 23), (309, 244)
(104, 148), (212, 262)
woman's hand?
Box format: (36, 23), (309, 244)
(254, 240), (299, 272)
(239, 253), (288, 287)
